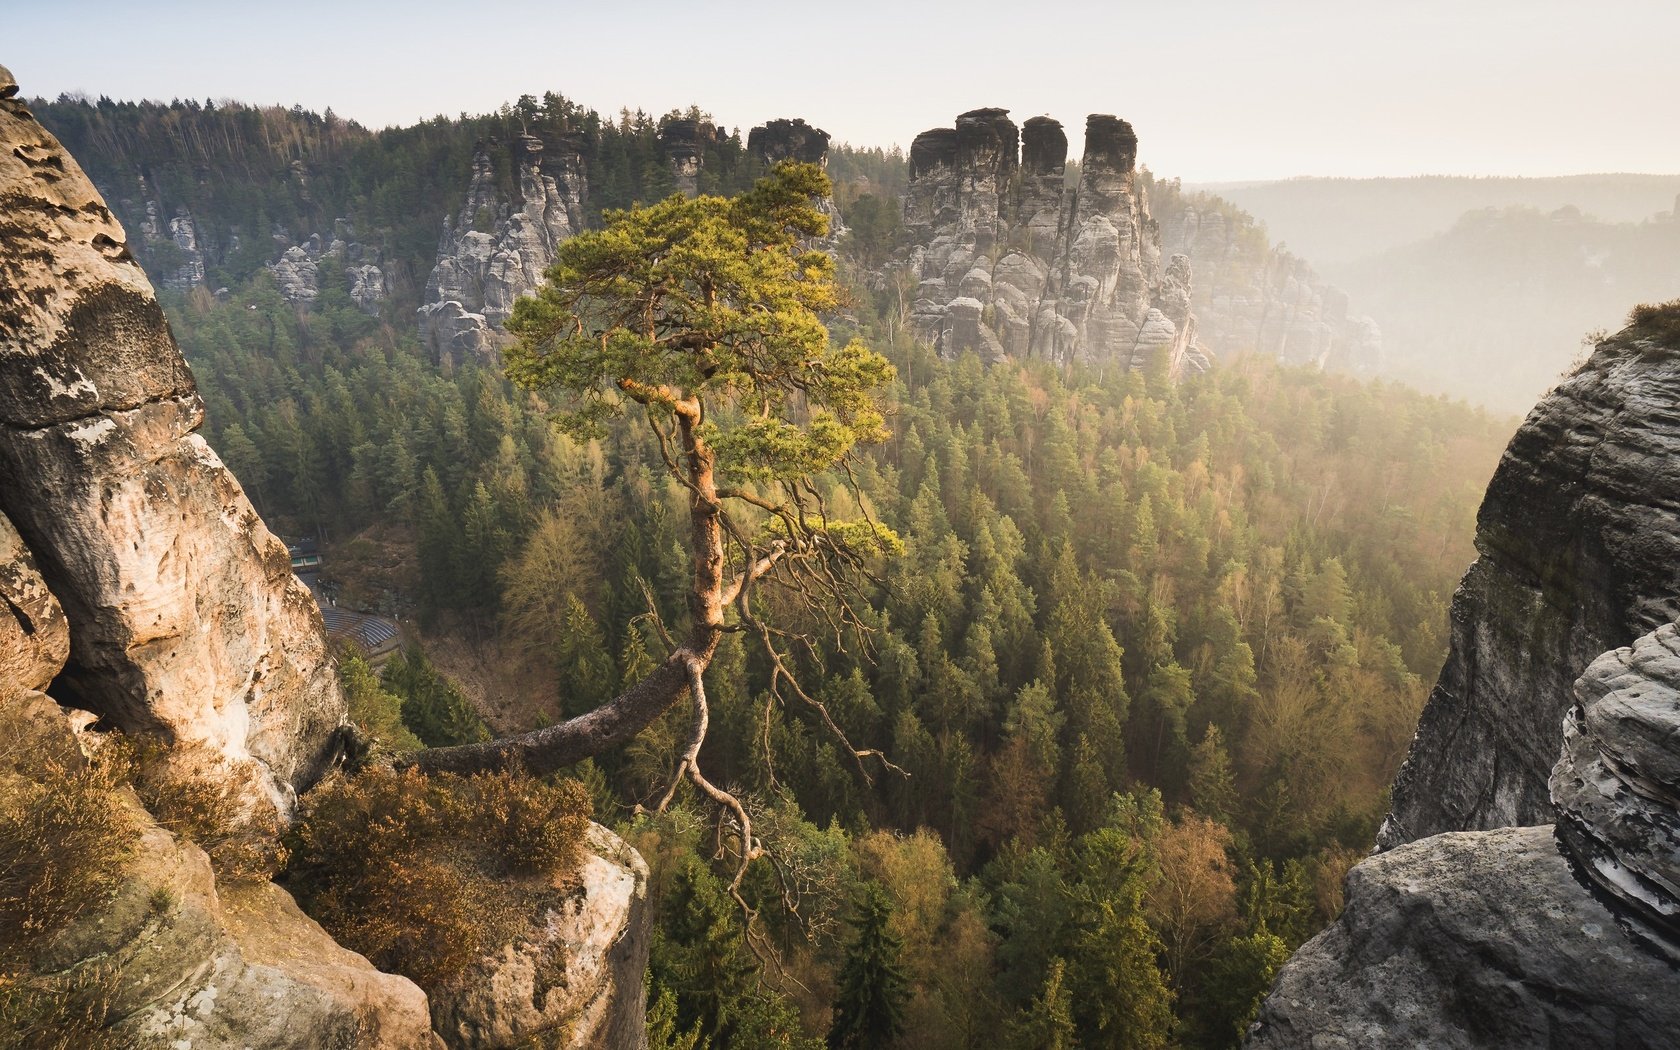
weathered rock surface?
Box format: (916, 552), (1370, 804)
(1153, 184), (1381, 372)
(429, 824), (652, 1050)
(748, 117), (844, 248)
(134, 177), (208, 291)
(0, 84), (346, 809)
(1551, 622), (1680, 959)
(419, 135), (584, 364)
(1379, 325), (1680, 847)
(903, 109), (1197, 374)
(660, 118), (718, 198)
(269, 220), (386, 314)
(0, 509), (70, 696)
(1246, 824), (1680, 1049)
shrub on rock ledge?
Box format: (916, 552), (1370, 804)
(284, 765), (591, 990)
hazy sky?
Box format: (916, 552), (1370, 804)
(11, 0), (1680, 181)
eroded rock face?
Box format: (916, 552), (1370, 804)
(419, 135), (585, 364)
(429, 824), (652, 1050)
(748, 117), (845, 249)
(269, 221), (386, 314)
(904, 110), (1197, 374)
(1551, 622), (1680, 959)
(0, 510), (70, 695)
(0, 85), (346, 810)
(1378, 326), (1680, 847)
(1246, 824), (1680, 1049)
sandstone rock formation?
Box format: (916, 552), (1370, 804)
(1378, 324), (1680, 847)
(1249, 315), (1680, 1047)
(269, 220), (387, 314)
(0, 83), (347, 811)
(747, 117), (830, 166)
(418, 134), (585, 365)
(1153, 185), (1381, 372)
(1, 510), (70, 696)
(748, 117), (844, 248)
(134, 176), (208, 291)
(429, 824), (652, 1050)
(903, 109), (1199, 374)
(659, 118), (717, 198)
(1550, 622), (1680, 961)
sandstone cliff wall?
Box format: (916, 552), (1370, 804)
(1379, 323), (1680, 847)
(0, 69), (347, 809)
(1, 66), (651, 1049)
(417, 134), (586, 365)
(1249, 314), (1680, 1047)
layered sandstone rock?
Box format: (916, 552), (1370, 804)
(1379, 323), (1680, 847)
(1249, 315), (1680, 1047)
(1551, 622), (1680, 960)
(418, 134), (585, 364)
(0, 76), (346, 810)
(2, 689), (443, 1050)
(1, 510), (70, 696)
(269, 220), (386, 314)
(904, 109), (1198, 374)
(659, 118), (717, 198)
(134, 176), (208, 291)
(748, 117), (844, 249)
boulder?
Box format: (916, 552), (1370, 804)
(429, 824), (652, 1050)
(1246, 824), (1680, 1049)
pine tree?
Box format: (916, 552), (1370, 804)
(1006, 958), (1076, 1050)
(827, 884), (910, 1049)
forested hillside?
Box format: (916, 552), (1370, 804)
(161, 239), (1511, 1045)
(33, 94), (767, 304)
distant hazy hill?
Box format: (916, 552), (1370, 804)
(1337, 205), (1680, 412)
(1192, 174), (1680, 266)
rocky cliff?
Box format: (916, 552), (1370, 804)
(1153, 183), (1381, 372)
(1248, 312), (1680, 1047)
(903, 109), (1202, 375)
(1379, 321), (1680, 847)
(1, 66), (650, 1049)
(417, 134), (586, 365)
(0, 67), (347, 812)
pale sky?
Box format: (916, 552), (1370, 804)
(9, 0), (1680, 181)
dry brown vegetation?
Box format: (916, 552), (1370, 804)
(129, 741), (288, 882)
(1628, 300), (1680, 344)
(284, 765), (591, 990)
(0, 746), (135, 1048)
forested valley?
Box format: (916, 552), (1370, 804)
(160, 234), (1512, 1047)
(27, 84), (1526, 1050)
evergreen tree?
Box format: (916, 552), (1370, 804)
(1006, 958), (1076, 1050)
(827, 884), (910, 1050)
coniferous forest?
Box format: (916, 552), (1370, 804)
(33, 92), (1516, 1049)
